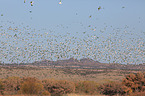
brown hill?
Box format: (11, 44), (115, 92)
(1, 58), (145, 70)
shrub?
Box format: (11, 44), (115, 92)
(0, 80), (4, 95)
(75, 81), (98, 95)
(42, 79), (75, 96)
(19, 77), (43, 95)
(121, 85), (132, 94)
(2, 76), (22, 94)
(122, 72), (145, 92)
(98, 81), (128, 96)
(129, 91), (145, 96)
(40, 90), (51, 96)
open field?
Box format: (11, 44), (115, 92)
(0, 66), (144, 83)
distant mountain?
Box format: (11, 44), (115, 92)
(56, 57), (78, 64)
(1, 58), (145, 70)
(80, 58), (100, 63)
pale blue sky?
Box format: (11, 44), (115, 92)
(0, 0), (145, 64)
(0, 0), (145, 28)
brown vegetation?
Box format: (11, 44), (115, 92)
(42, 79), (75, 96)
(0, 80), (4, 95)
(129, 91), (145, 96)
(98, 81), (132, 96)
(122, 72), (145, 92)
(1, 66), (145, 96)
(75, 81), (98, 95)
(98, 72), (145, 96)
(0, 67), (127, 83)
(2, 76), (22, 95)
(19, 77), (44, 95)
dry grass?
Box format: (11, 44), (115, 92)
(0, 67), (144, 96)
(0, 93), (104, 96)
(0, 94), (38, 96)
(64, 93), (105, 96)
(0, 67), (142, 84)
(0, 95), (41, 96)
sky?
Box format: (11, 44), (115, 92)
(0, 0), (145, 64)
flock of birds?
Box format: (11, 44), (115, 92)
(0, 1), (144, 64)
(24, 0), (61, 6)
(0, 20), (144, 64)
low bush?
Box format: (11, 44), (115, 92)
(2, 76), (22, 94)
(129, 91), (145, 96)
(75, 81), (98, 95)
(122, 72), (145, 92)
(98, 81), (130, 96)
(19, 77), (44, 95)
(40, 90), (51, 95)
(42, 79), (75, 96)
(0, 80), (4, 95)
